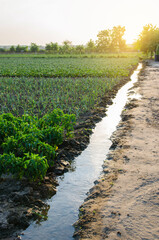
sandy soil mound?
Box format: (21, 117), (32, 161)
(74, 61), (159, 240)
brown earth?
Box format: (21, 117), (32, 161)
(74, 60), (159, 240)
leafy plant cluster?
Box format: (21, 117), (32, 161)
(0, 110), (76, 180)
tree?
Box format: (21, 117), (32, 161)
(137, 24), (159, 57)
(96, 26), (126, 53)
(96, 29), (111, 52)
(30, 43), (39, 53)
(45, 43), (52, 52)
(16, 45), (21, 53)
(22, 46), (28, 53)
(45, 42), (59, 53)
(86, 39), (96, 53)
(110, 26), (126, 51)
(63, 40), (72, 46)
(62, 40), (72, 54)
(75, 45), (85, 54)
(15, 45), (28, 53)
(0, 48), (5, 53)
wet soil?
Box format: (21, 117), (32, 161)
(0, 64), (139, 240)
(73, 60), (159, 240)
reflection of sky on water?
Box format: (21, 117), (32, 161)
(22, 64), (142, 240)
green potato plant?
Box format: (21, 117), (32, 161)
(0, 110), (76, 181)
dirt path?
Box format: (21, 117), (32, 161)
(74, 60), (159, 240)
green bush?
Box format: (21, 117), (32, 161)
(38, 109), (76, 132)
(0, 117), (18, 144)
(41, 126), (63, 146)
(0, 153), (22, 176)
(0, 109), (76, 181)
(22, 153), (49, 181)
(0, 153), (48, 181)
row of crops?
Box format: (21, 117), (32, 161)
(0, 57), (138, 78)
(0, 76), (121, 117)
(0, 55), (139, 117)
(0, 54), (140, 180)
(0, 52), (140, 59)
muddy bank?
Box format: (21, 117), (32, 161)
(0, 65), (139, 240)
(74, 60), (159, 239)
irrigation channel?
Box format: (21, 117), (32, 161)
(22, 64), (142, 240)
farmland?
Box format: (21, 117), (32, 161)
(0, 54), (139, 117)
(0, 53), (140, 180)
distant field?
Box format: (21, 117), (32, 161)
(0, 54), (139, 117)
(0, 52), (141, 58)
(0, 56), (139, 78)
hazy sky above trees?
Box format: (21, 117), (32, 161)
(0, 0), (159, 45)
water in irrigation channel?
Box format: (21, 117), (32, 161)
(22, 64), (142, 240)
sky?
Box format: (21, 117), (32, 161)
(0, 0), (159, 46)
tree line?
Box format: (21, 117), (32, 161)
(0, 24), (159, 55)
(0, 26), (128, 54)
